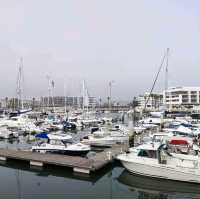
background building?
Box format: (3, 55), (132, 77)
(137, 92), (163, 110)
(40, 96), (97, 108)
(163, 86), (200, 109)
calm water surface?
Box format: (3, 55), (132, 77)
(0, 162), (199, 199)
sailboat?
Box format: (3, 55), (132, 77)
(10, 57), (32, 117)
(139, 48), (170, 125)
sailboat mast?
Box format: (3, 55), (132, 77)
(17, 57), (24, 110)
(82, 80), (85, 112)
(46, 75), (51, 109)
(46, 75), (55, 112)
(143, 48), (169, 112)
(64, 82), (67, 113)
(164, 48), (169, 111)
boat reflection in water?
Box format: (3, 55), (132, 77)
(117, 170), (200, 199)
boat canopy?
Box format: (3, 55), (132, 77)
(35, 132), (49, 139)
(168, 137), (189, 145)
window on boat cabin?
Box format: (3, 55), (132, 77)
(62, 140), (73, 145)
(138, 149), (157, 158)
(49, 139), (64, 145)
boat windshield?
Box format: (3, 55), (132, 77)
(62, 140), (73, 145)
(138, 149), (157, 159)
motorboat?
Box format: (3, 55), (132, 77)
(82, 127), (129, 147)
(0, 127), (18, 139)
(32, 132), (90, 155)
(35, 132), (73, 141)
(117, 141), (200, 183)
(139, 117), (161, 125)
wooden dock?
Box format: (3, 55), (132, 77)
(0, 144), (127, 174)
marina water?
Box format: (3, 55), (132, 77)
(0, 161), (199, 199)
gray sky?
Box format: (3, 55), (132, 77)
(0, 0), (200, 101)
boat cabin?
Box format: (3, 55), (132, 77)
(134, 143), (160, 159)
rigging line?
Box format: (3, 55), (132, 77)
(165, 48), (169, 92)
(143, 49), (169, 112)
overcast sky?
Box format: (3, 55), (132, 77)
(0, 0), (200, 101)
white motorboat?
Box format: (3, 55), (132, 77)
(32, 133), (90, 155)
(117, 142), (200, 183)
(0, 127), (18, 139)
(82, 127), (129, 147)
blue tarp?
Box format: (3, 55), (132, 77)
(35, 132), (49, 139)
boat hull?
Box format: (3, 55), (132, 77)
(32, 148), (90, 156)
(118, 170), (200, 194)
(118, 154), (200, 183)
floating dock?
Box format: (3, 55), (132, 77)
(0, 144), (128, 174)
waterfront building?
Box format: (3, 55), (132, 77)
(0, 98), (39, 110)
(40, 96), (97, 108)
(137, 92), (163, 110)
(163, 86), (200, 109)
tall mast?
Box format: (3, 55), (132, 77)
(82, 80), (85, 112)
(143, 48), (169, 112)
(108, 80), (114, 110)
(82, 80), (89, 113)
(46, 75), (51, 108)
(16, 57), (24, 110)
(46, 75), (55, 112)
(164, 48), (169, 110)
(64, 82), (67, 113)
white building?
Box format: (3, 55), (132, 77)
(137, 92), (163, 110)
(164, 87), (200, 109)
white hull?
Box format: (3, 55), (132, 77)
(119, 155), (200, 183)
(82, 136), (128, 147)
(32, 143), (90, 155)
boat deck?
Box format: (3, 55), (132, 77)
(0, 144), (128, 174)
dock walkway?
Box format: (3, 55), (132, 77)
(0, 145), (127, 174)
